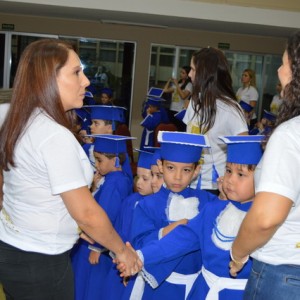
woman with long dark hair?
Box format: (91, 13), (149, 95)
(183, 47), (248, 194)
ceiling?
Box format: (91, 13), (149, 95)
(0, 1), (298, 38)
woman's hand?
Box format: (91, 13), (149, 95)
(229, 259), (245, 277)
(114, 242), (143, 277)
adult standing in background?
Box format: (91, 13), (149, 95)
(183, 47), (248, 194)
(0, 39), (141, 300)
(163, 65), (192, 131)
(270, 82), (283, 115)
(236, 68), (259, 129)
(230, 31), (300, 300)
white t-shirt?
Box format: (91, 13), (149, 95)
(236, 86), (259, 119)
(270, 94), (283, 115)
(183, 99), (248, 190)
(252, 116), (300, 265)
(0, 109), (94, 254)
(170, 82), (193, 112)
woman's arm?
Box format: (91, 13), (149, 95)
(172, 79), (191, 101)
(163, 78), (174, 94)
(230, 191), (293, 276)
(61, 186), (142, 275)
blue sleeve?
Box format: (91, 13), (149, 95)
(140, 222), (201, 266)
(140, 112), (162, 130)
(130, 199), (162, 248)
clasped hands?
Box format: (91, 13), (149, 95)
(114, 242), (143, 278)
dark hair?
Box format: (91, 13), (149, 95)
(179, 65), (192, 90)
(274, 31), (300, 129)
(191, 47), (244, 132)
(96, 152), (126, 165)
(0, 39), (77, 170)
(227, 162), (257, 172)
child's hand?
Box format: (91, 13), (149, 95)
(89, 250), (101, 264)
(217, 176), (227, 200)
(162, 219), (188, 237)
(91, 171), (102, 192)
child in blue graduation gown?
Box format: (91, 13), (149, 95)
(140, 97), (166, 151)
(82, 105), (134, 187)
(102, 149), (154, 300)
(129, 131), (217, 299)
(71, 135), (134, 300)
(122, 135), (264, 300)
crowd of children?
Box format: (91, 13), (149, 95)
(72, 93), (266, 299)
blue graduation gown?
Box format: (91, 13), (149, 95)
(130, 185), (216, 299)
(140, 199), (252, 300)
(71, 171), (132, 300)
(140, 111), (163, 151)
(101, 192), (144, 300)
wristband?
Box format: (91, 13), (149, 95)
(230, 248), (249, 265)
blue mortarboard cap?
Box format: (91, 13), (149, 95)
(151, 148), (161, 166)
(219, 135), (264, 165)
(146, 96), (165, 107)
(144, 146), (161, 166)
(147, 87), (164, 98)
(75, 108), (91, 131)
(85, 91), (94, 98)
(239, 100), (253, 113)
(100, 88), (113, 98)
(262, 110), (277, 122)
(93, 134), (136, 154)
(93, 134), (136, 168)
(87, 105), (126, 123)
(158, 131), (210, 163)
(84, 91), (96, 105)
(134, 149), (153, 170)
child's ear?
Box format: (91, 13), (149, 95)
(192, 164), (201, 180)
(157, 159), (163, 173)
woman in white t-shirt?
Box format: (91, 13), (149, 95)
(183, 47), (248, 194)
(270, 82), (283, 115)
(236, 69), (259, 129)
(0, 39), (141, 299)
(163, 66), (193, 131)
(230, 31), (300, 300)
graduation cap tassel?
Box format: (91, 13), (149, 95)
(212, 164), (219, 184)
(115, 156), (120, 168)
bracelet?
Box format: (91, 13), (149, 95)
(230, 248), (249, 265)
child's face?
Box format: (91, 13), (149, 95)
(90, 119), (112, 134)
(151, 164), (164, 193)
(100, 93), (111, 104)
(222, 162), (255, 203)
(94, 152), (117, 176)
(159, 160), (200, 193)
(148, 105), (158, 114)
(135, 167), (153, 196)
